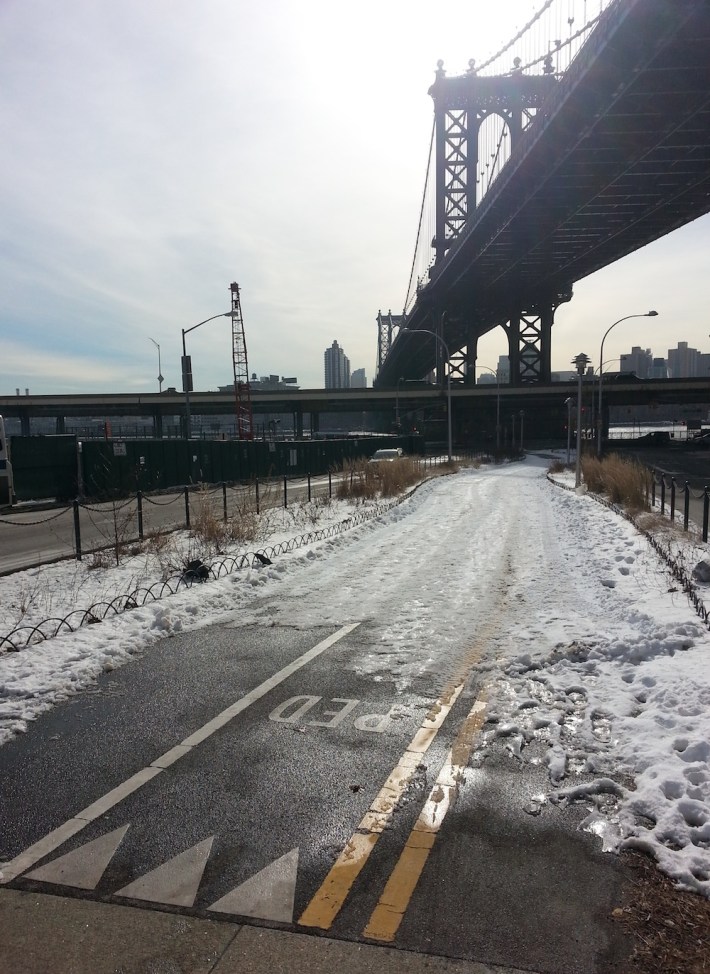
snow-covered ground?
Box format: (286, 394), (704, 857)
(1, 455), (709, 898)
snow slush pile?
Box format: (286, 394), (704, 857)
(482, 469), (710, 897)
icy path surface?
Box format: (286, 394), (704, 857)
(1, 457), (709, 895)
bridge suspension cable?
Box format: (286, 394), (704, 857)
(403, 121), (436, 314)
(475, 0), (615, 78)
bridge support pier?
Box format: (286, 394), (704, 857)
(447, 334), (479, 385)
(505, 292), (571, 385)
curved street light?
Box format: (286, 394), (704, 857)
(182, 312), (233, 440)
(597, 311), (658, 456)
(404, 329), (452, 462)
(149, 337), (163, 393)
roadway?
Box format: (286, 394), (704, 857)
(0, 477), (334, 576)
(616, 444), (710, 530)
(0, 463), (635, 973)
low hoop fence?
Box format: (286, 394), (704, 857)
(0, 484), (420, 654)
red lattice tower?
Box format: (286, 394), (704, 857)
(229, 282), (254, 440)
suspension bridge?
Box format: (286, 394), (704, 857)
(375, 0), (710, 388)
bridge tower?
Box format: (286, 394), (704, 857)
(429, 59), (563, 385)
(376, 310), (405, 378)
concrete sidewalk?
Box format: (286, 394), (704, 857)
(0, 889), (533, 974)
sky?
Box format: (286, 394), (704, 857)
(1, 0), (709, 396)
(1, 456), (710, 898)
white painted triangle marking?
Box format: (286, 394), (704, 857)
(115, 836), (214, 907)
(25, 825), (129, 890)
(208, 848), (299, 922)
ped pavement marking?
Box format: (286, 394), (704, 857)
(0, 623), (359, 885)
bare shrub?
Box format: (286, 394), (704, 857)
(226, 508), (259, 544)
(144, 530), (171, 555)
(547, 459), (569, 475)
(335, 459), (378, 500)
(303, 495), (333, 525)
(88, 549), (113, 570)
(191, 488), (225, 547)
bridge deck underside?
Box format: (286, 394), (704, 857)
(378, 0), (710, 386)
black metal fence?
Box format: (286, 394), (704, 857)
(0, 481), (425, 653)
(648, 469), (710, 542)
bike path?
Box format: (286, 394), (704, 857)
(0, 619), (633, 973)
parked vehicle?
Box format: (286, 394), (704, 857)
(369, 448), (403, 463)
(634, 431), (672, 446)
(687, 432), (710, 449)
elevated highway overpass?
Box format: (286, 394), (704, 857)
(1, 378), (709, 442)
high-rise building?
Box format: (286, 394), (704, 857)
(324, 341), (350, 389)
(620, 346), (652, 378)
(350, 368), (367, 388)
(649, 358), (669, 379)
(668, 341), (701, 378)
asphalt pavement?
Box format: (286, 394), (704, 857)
(0, 620), (633, 974)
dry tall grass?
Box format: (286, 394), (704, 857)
(335, 455), (435, 500)
(580, 453), (649, 512)
(335, 459), (379, 500)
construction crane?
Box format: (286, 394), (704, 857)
(229, 282), (254, 440)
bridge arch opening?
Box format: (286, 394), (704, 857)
(476, 114), (511, 207)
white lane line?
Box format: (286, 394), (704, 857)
(0, 623), (359, 885)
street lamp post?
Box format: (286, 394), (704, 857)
(519, 409), (525, 452)
(564, 397), (574, 465)
(405, 329), (452, 462)
(573, 353), (591, 487)
(475, 365), (501, 451)
(396, 376), (404, 428)
(182, 312), (233, 442)
(149, 337), (163, 393)
(597, 310), (658, 456)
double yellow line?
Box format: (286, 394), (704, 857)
(299, 664), (490, 939)
(298, 680), (469, 930)
(363, 694), (487, 941)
